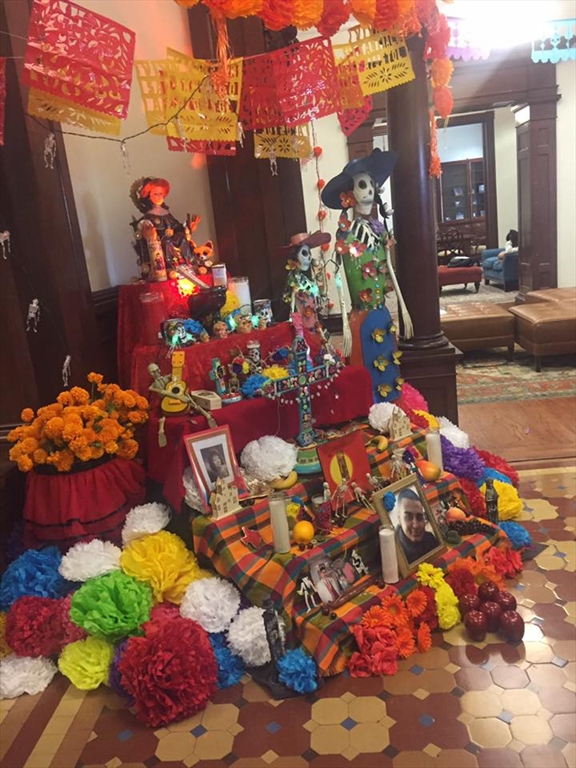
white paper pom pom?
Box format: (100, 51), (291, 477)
(183, 467), (205, 512)
(240, 437), (298, 483)
(438, 416), (470, 449)
(122, 503), (171, 545)
(59, 539), (121, 582)
(180, 577), (241, 633)
(368, 403), (399, 434)
(227, 606), (270, 667)
(0, 655), (57, 699)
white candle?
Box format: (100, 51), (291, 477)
(212, 264), (228, 287)
(268, 492), (291, 554)
(229, 276), (252, 315)
(425, 429), (443, 472)
(379, 527), (399, 584)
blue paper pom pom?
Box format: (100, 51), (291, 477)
(478, 467), (512, 487)
(499, 521), (532, 550)
(209, 633), (245, 689)
(277, 648), (318, 694)
(241, 374), (268, 399)
(383, 492), (396, 512)
(0, 546), (69, 611)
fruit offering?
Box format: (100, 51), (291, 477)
(478, 580), (499, 603)
(500, 610), (525, 643)
(480, 601), (503, 632)
(464, 610), (488, 642)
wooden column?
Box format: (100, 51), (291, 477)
(387, 36), (461, 423)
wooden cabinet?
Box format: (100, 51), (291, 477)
(437, 159), (487, 246)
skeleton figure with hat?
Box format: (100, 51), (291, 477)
(321, 149), (412, 403)
(281, 231), (331, 332)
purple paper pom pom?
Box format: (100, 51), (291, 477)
(109, 640), (134, 704)
(440, 435), (486, 482)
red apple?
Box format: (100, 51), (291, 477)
(459, 594), (481, 617)
(478, 580), (499, 603)
(500, 610), (525, 643)
(464, 610), (488, 642)
(496, 590), (517, 612)
(480, 601), (503, 632)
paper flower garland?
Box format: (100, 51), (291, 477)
(180, 577), (241, 633)
(121, 531), (210, 604)
(122, 503), (171, 545)
(368, 402), (398, 434)
(59, 540), (121, 582)
(118, 616), (217, 727)
(277, 648), (318, 694)
(0, 547), (69, 611)
(227, 607), (271, 667)
(58, 636), (114, 690)
(70, 571), (152, 641)
(240, 436), (298, 483)
(209, 632), (246, 689)
(0, 655), (57, 698)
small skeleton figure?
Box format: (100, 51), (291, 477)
(366, 473), (385, 492)
(62, 355), (72, 388)
(351, 548), (370, 577)
(390, 448), (409, 483)
(44, 132), (57, 169)
(297, 575), (319, 612)
(26, 299), (40, 332)
(323, 481), (331, 502)
(0, 230), (10, 259)
(228, 370), (241, 396)
(331, 482), (349, 526)
(351, 482), (376, 513)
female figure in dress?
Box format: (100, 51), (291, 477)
(280, 231), (331, 332)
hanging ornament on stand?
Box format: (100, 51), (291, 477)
(43, 133), (57, 169)
(26, 299), (41, 332)
(0, 230), (10, 259)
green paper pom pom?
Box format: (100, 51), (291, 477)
(70, 570), (152, 642)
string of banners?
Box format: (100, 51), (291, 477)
(12, 0), (415, 159)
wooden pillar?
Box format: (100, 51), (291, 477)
(387, 36), (461, 422)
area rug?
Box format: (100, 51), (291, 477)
(457, 349), (576, 404)
(439, 283), (517, 307)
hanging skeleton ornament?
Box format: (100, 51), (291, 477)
(0, 230), (10, 259)
(26, 299), (40, 332)
(44, 133), (57, 169)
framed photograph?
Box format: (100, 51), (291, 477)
(317, 431), (371, 504)
(372, 474), (446, 577)
(452, 187), (464, 197)
(184, 425), (242, 513)
(308, 553), (361, 606)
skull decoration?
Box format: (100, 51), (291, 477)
(352, 172), (376, 212)
(295, 244), (312, 272)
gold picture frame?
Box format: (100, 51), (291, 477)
(372, 474), (446, 578)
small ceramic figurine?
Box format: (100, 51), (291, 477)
(212, 320), (229, 339)
(26, 299), (40, 332)
(235, 315), (254, 334)
(297, 575), (320, 612)
(331, 482), (350, 527)
(280, 231), (331, 331)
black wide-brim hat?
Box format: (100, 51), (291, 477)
(321, 148), (399, 210)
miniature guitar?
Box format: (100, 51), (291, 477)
(161, 351), (190, 415)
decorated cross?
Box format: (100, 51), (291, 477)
(210, 358), (227, 397)
(263, 334), (342, 447)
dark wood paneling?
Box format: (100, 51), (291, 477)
(92, 287), (119, 382)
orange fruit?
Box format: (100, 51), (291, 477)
(293, 520), (315, 545)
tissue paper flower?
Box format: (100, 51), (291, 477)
(499, 521), (532, 549)
(70, 571), (152, 642)
(368, 402), (397, 433)
(475, 448), (519, 488)
(0, 654), (57, 698)
(277, 648), (318, 694)
(59, 540), (121, 582)
(58, 595), (87, 646)
(240, 437), (298, 483)
(435, 583), (461, 630)
(6, 596), (65, 657)
(119, 617), (217, 727)
(440, 436), (485, 482)
(438, 416), (470, 449)
(108, 640), (133, 703)
(227, 607), (270, 667)
(459, 477), (487, 518)
(122, 503), (171, 545)
(121, 531), (210, 604)
(180, 577), (241, 633)
(395, 383), (429, 414)
(58, 636), (114, 690)
(209, 632), (246, 689)
(0, 547), (68, 611)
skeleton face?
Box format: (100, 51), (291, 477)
(296, 245), (312, 271)
(352, 172), (375, 207)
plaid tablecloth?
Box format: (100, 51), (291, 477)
(191, 427), (483, 676)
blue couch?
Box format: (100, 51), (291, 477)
(481, 248), (519, 292)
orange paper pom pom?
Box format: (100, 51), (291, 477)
(350, 0), (376, 25)
(430, 58), (454, 88)
(433, 85), (453, 120)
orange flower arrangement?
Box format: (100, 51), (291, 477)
(8, 374), (149, 473)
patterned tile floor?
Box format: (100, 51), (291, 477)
(1, 467), (575, 768)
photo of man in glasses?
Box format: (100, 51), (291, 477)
(394, 487), (439, 564)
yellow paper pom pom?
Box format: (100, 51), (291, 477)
(0, 613), (12, 659)
(480, 479), (522, 521)
(262, 365), (289, 380)
(121, 531), (210, 604)
(413, 410), (440, 430)
(58, 636), (114, 690)
(220, 290), (240, 318)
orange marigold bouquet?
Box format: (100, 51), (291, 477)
(8, 374), (149, 473)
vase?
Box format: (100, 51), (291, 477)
(23, 458), (146, 551)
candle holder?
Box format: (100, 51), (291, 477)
(229, 276), (252, 316)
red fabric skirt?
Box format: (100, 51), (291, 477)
(23, 458), (146, 550)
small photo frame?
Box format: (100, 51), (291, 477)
(184, 425), (242, 513)
(453, 187), (464, 197)
(317, 431), (371, 503)
(308, 553), (361, 606)
(372, 474), (446, 577)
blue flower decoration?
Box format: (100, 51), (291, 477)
(209, 632), (245, 689)
(499, 521), (532, 550)
(477, 467), (513, 487)
(0, 546), (69, 611)
(241, 374), (268, 399)
(277, 648), (318, 694)
(383, 492), (396, 512)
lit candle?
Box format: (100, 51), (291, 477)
(425, 429), (443, 472)
(379, 527), (399, 584)
(268, 491), (291, 554)
(229, 276), (252, 315)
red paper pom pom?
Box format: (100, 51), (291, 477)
(6, 596), (63, 657)
(459, 477), (487, 518)
(474, 448), (520, 488)
(317, 0), (350, 37)
(59, 594), (87, 647)
(395, 382), (430, 414)
(119, 616), (217, 727)
(313, 146), (323, 157)
(317, 179), (326, 190)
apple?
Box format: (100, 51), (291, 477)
(459, 594), (481, 617)
(478, 580), (499, 603)
(480, 601), (503, 632)
(496, 590), (517, 612)
(464, 610), (488, 642)
(500, 610), (525, 643)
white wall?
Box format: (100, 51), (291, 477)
(494, 107), (518, 244)
(63, 1), (216, 291)
(556, 59), (576, 288)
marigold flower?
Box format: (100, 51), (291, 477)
(430, 58), (454, 88)
(135, 396), (149, 411)
(87, 372), (103, 385)
(44, 417), (65, 440)
(33, 448), (48, 464)
(21, 408), (35, 423)
(117, 439), (139, 460)
(17, 456), (34, 472)
(57, 391), (73, 406)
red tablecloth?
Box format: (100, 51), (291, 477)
(156, 364), (373, 505)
